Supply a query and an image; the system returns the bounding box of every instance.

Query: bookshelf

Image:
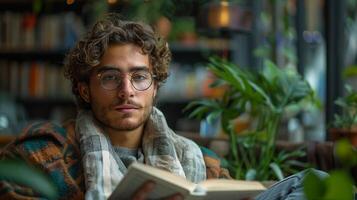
[0,49,66,61]
[0,0,84,14]
[0,0,234,133]
[0,1,83,124]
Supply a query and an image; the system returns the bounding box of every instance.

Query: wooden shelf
[169,41,232,52]
[0,135,15,146]
[16,97,75,106]
[0,0,85,3]
[15,97,77,121]
[169,41,232,63]
[0,49,67,62]
[0,0,84,13]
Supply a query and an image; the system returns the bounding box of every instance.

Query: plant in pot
[329,84,357,146]
[186,57,317,181]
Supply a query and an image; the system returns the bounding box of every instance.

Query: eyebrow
[96,65,149,73]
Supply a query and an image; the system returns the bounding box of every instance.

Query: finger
[165,193,184,200]
[131,181,156,200]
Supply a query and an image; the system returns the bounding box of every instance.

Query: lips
[114,104,140,112]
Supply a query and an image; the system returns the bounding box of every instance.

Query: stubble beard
[93,100,154,133]
[91,89,157,133]
[113,105,153,131]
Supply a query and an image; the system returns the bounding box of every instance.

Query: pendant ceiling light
[197,0,253,33]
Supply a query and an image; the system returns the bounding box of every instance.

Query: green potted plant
[329,84,357,146]
[186,57,317,181]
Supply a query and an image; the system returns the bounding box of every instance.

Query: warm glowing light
[208,1,231,28]
[107,0,117,4]
[66,0,75,5]
[218,2,230,27]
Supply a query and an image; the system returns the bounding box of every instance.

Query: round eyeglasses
[97,69,156,91]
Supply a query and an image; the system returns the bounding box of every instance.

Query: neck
[104,126,144,149]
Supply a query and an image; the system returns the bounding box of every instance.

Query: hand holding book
[109,163,266,200]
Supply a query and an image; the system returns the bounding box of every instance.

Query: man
[0,14,326,200]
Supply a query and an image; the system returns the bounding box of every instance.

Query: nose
[117,75,134,99]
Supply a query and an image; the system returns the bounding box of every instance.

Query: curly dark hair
[64,14,171,110]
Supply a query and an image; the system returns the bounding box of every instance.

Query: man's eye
[102,74,118,81]
[132,74,149,81]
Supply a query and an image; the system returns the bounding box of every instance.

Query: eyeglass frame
[95,67,157,91]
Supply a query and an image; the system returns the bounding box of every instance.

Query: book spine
[3,60,72,100]
[28,62,38,97]
[0,60,8,91]
[20,62,29,98]
[9,61,19,96]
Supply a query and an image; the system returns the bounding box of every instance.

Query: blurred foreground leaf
[335,139,357,167]
[0,159,58,200]
[324,171,354,200]
[304,170,325,200]
[304,169,354,200]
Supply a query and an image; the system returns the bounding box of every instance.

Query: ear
[153,83,158,99]
[78,82,90,103]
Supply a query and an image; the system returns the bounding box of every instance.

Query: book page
[200,179,266,191]
[199,179,266,200]
[109,163,197,200]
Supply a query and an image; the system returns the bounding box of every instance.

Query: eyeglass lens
[99,69,153,91]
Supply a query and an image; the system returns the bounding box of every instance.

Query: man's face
[79,44,157,132]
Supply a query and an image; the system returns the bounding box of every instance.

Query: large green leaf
[304,169,354,200]
[335,139,357,167]
[303,169,326,200]
[269,162,284,180]
[208,58,247,92]
[206,110,222,125]
[324,171,354,200]
[247,80,274,110]
[260,60,314,109]
[0,159,58,200]
[209,57,270,108]
[262,60,281,83]
[275,148,306,163]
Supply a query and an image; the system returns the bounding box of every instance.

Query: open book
[109,163,266,200]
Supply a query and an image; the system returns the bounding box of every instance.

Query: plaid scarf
[76,107,206,200]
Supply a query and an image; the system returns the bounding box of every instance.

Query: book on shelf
[28,62,39,97]
[1,60,72,99]
[0,60,8,91]
[109,163,266,200]
[9,61,19,96]
[19,62,29,97]
[0,12,84,50]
